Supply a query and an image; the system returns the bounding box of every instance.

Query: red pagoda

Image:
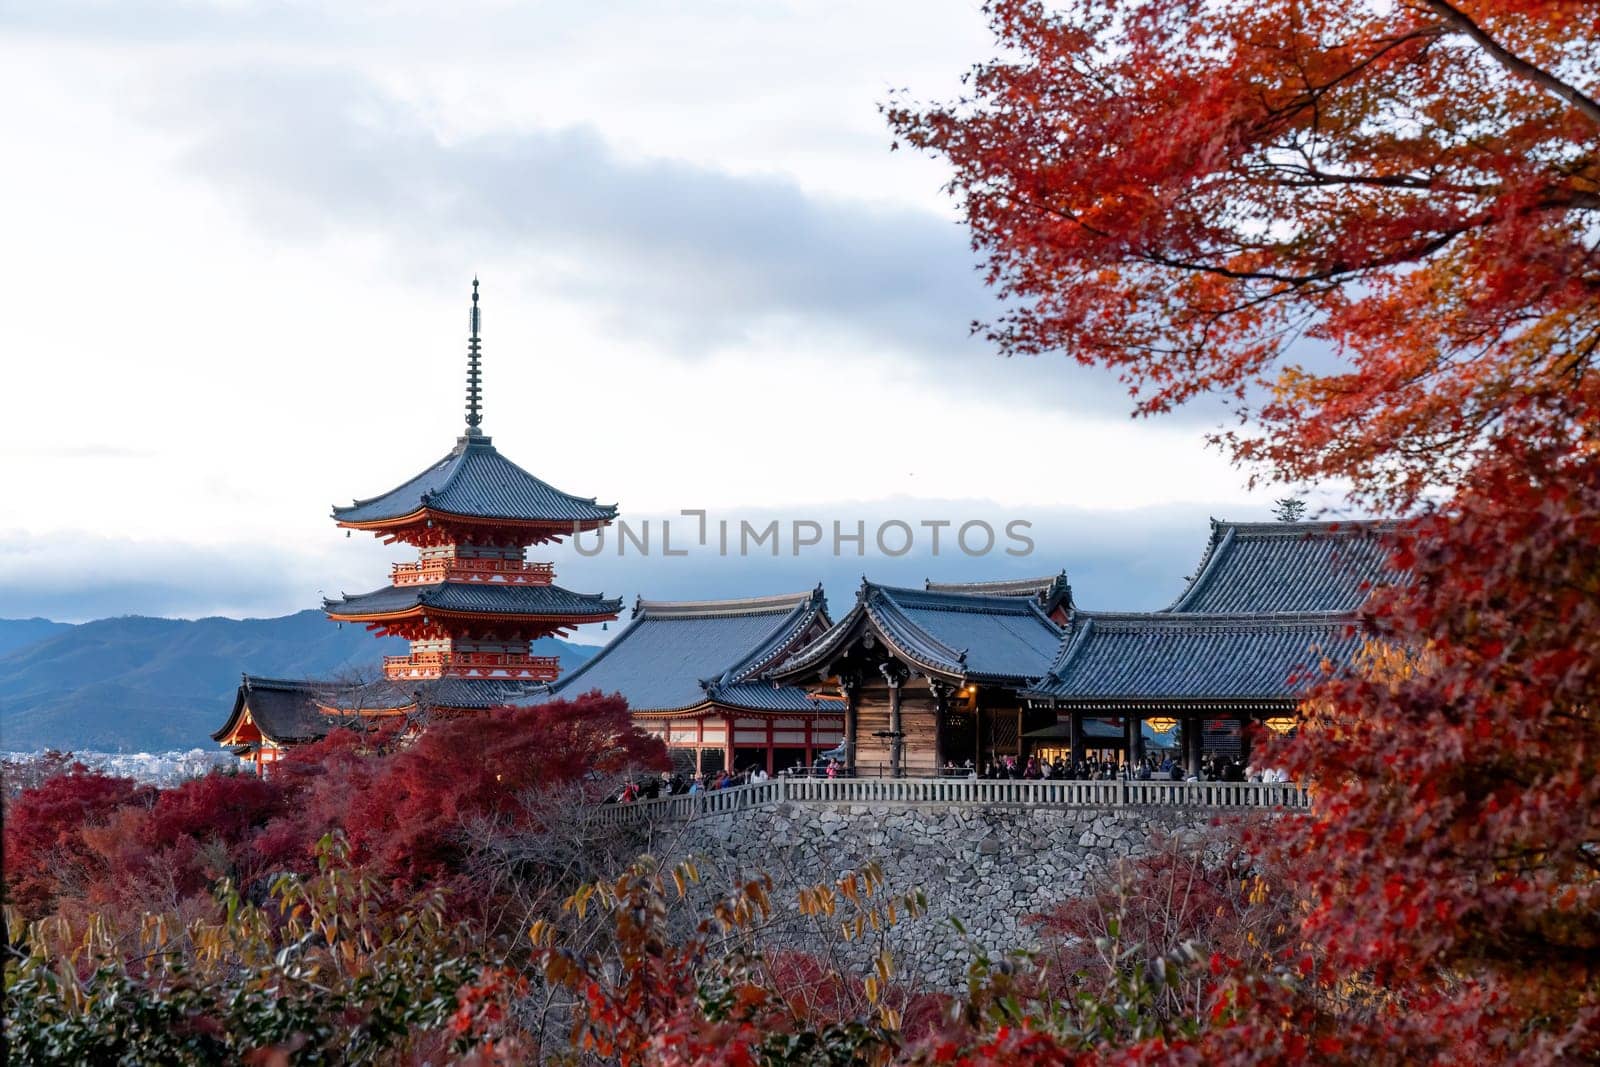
[215,282,619,770]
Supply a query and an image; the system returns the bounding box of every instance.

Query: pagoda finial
[465,277,484,437]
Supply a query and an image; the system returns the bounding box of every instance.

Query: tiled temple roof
[536,588,833,714]
[332,435,617,526]
[421,677,550,710]
[315,676,555,714]
[1023,611,1363,705]
[1165,519,1399,614]
[212,675,343,745]
[324,582,621,619]
[773,582,1063,684]
[217,674,561,748]
[925,571,1073,615]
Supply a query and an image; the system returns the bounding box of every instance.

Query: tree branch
[1421,0,1600,126]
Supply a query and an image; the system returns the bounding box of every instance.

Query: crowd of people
[950,753,1291,783]
[606,764,782,803]
[607,751,1290,802]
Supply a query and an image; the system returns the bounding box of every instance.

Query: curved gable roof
[774,582,1063,684]
[540,588,831,713]
[1165,519,1400,614]
[213,675,337,744]
[332,436,617,526]
[1024,611,1363,703]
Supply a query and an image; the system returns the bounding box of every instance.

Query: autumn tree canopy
[892,0,1598,1060]
[890,0,1598,508]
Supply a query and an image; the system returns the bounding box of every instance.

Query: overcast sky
[0,1,1345,635]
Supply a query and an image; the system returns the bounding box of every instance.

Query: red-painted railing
[391,559,555,586]
[383,652,561,680]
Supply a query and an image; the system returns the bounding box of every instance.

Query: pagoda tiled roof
[1164,518,1400,614]
[332,435,617,526]
[535,588,833,714]
[773,582,1063,684]
[1022,611,1363,705]
[324,581,621,619]
[422,677,551,709]
[299,676,553,715]
[212,675,345,745]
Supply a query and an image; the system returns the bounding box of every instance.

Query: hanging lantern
[1146,716,1178,734]
[1264,716,1298,734]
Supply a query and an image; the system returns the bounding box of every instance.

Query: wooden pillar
[1125,713,1144,766]
[766,717,775,775]
[841,675,860,774]
[1069,710,1084,765]
[930,680,950,770]
[723,711,735,775]
[1185,714,1203,774]
[974,696,983,767]
[1238,711,1254,768]
[881,664,904,778]
[888,683,903,778]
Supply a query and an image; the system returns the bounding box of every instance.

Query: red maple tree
[2,767,152,915]
[3,692,666,927]
[890,0,1598,1059]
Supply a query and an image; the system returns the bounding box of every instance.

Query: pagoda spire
[465,277,484,437]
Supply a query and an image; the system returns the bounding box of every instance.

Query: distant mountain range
[0,611,597,753]
[0,618,74,658]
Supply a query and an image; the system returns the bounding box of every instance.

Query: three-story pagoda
[323,280,621,712]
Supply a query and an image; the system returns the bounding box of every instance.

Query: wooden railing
[391,559,555,586]
[383,652,561,680]
[593,776,1310,826]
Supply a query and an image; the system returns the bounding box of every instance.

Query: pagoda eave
[324,606,618,633]
[335,507,612,546]
[315,700,416,717]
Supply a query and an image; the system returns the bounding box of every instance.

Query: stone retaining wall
[642,800,1233,989]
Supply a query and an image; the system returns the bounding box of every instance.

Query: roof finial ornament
[465,277,484,437]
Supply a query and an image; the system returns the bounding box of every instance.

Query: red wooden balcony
[391,558,555,587]
[383,652,561,681]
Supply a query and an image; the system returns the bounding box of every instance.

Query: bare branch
[1421,0,1600,126]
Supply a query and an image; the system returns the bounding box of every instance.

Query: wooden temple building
[766,581,1066,776]
[1017,518,1393,771]
[214,282,620,772]
[532,589,840,776]
[762,522,1393,776]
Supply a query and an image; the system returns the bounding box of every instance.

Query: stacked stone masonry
[643,800,1235,990]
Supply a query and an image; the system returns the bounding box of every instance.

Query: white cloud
[0,3,1311,625]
